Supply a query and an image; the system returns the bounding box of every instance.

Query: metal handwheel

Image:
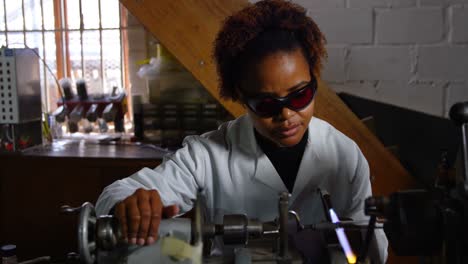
[77,202,97,264]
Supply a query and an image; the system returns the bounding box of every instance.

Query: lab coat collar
[232,115,323,205]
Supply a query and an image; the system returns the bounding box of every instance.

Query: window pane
[68,31,83,79]
[82,30,101,94]
[100,0,120,29]
[43,0,55,30]
[102,29,121,93]
[66,0,80,30]
[0,34,6,47]
[82,0,99,29]
[25,32,47,110]
[24,0,43,30]
[25,32,42,51]
[7,32,24,48]
[0,0,5,31]
[5,0,23,30]
[44,32,58,111]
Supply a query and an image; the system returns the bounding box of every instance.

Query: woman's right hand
[115,188,179,245]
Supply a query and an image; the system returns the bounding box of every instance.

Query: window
[0,0,130,112]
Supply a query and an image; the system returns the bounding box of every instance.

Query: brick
[407,82,445,116]
[349,0,416,8]
[375,81,411,107]
[418,47,468,80]
[451,7,468,43]
[250,0,346,6]
[329,81,379,99]
[446,82,468,116]
[308,9,373,44]
[334,81,444,116]
[375,81,444,116]
[419,0,468,6]
[322,46,346,82]
[292,0,346,8]
[347,47,412,80]
[376,8,444,44]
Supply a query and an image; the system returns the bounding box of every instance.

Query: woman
[96,0,388,262]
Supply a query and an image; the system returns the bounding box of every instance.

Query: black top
[254,129,309,193]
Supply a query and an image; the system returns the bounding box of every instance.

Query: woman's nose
[275,107,295,121]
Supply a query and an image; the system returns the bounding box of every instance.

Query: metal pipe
[39,0,48,111]
[461,123,468,194]
[278,192,289,260]
[3,0,9,45]
[21,0,26,43]
[79,0,84,78]
[118,4,124,89]
[98,0,104,92]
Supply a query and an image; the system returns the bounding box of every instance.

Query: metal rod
[40,0,48,111]
[21,0,26,43]
[79,0,84,78]
[119,4,124,89]
[357,215,376,262]
[59,0,68,79]
[98,0,104,92]
[318,188,332,222]
[278,192,289,260]
[3,0,9,45]
[461,123,468,193]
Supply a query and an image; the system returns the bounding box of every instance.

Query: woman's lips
[277,124,300,137]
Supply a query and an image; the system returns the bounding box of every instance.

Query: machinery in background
[54,78,128,135]
[364,102,468,263]
[134,101,231,149]
[0,47,42,152]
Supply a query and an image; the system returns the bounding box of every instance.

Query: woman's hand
[115,188,179,245]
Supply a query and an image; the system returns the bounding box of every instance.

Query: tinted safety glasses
[245,78,318,117]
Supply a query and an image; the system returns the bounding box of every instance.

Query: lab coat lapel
[236,115,288,193]
[253,151,288,193]
[290,119,323,208]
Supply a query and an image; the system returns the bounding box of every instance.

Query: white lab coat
[96,115,388,263]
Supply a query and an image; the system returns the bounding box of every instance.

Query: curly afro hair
[213,0,327,102]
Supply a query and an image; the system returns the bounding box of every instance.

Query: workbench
[0,139,168,261]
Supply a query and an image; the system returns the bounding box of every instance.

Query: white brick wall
[308,9,373,44]
[347,47,412,80]
[249,0,468,117]
[451,7,468,43]
[419,0,468,6]
[418,46,468,80]
[293,0,345,8]
[322,46,346,82]
[350,0,416,8]
[446,82,468,115]
[376,8,444,44]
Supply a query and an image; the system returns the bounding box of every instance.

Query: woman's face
[239,48,315,147]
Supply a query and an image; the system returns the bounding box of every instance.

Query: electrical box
[0,47,42,152]
[0,47,41,124]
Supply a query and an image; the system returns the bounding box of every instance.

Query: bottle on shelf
[1,244,18,264]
